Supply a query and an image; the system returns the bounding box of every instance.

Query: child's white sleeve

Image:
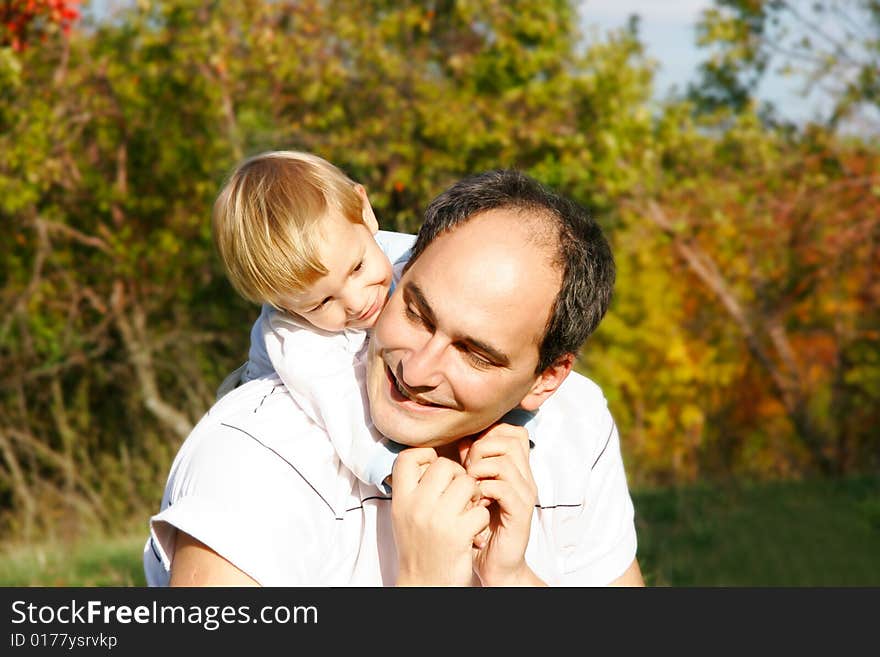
[261,308,398,492]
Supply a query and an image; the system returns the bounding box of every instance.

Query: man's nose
[400,333,446,389]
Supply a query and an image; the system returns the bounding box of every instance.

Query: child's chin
[356,317,380,330]
[341,317,368,331]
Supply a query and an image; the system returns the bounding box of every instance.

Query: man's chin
[372,419,431,448]
[371,412,459,449]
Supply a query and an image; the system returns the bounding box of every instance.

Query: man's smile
[385,362,449,410]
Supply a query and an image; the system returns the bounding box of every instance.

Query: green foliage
[588,106,880,482]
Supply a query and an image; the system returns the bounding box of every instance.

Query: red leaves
[1,0,80,52]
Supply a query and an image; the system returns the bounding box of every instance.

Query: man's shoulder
[165,376,348,512]
[188,377,331,467]
[206,375,297,425]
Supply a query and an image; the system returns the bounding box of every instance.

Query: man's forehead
[412,212,557,283]
[404,215,560,350]
[420,207,555,253]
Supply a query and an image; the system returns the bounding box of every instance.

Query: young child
[211,150,415,493]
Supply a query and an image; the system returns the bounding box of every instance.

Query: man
[144,169,644,586]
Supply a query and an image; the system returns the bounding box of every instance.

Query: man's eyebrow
[459,335,511,367]
[405,282,511,367]
[404,282,437,326]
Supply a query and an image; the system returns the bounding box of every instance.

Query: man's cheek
[372,308,397,348]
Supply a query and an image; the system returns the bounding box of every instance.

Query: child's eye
[309,297,331,312]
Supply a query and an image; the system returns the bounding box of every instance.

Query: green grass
[633,474,880,586]
[0,534,147,587]
[0,475,877,586]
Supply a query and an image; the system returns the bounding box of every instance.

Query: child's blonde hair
[212,150,365,308]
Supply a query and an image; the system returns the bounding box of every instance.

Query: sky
[579,0,824,123]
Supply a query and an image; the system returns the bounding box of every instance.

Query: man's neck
[435,441,462,464]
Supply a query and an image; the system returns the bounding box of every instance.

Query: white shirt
[144,369,637,586]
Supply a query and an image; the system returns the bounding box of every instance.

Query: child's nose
[343,288,368,315]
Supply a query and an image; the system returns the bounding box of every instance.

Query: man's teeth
[395,377,415,401]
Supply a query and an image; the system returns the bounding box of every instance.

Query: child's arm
[261,308,398,492]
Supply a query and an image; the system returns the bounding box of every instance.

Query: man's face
[365,209,562,447]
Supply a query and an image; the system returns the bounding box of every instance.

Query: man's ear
[518,352,575,412]
[354,183,379,234]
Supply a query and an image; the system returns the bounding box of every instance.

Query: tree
[608,107,880,480]
[688,0,880,130]
[0,0,80,51]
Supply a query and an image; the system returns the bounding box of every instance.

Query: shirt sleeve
[558,410,638,586]
[148,424,328,586]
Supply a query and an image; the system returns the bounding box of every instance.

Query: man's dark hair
[407,169,615,373]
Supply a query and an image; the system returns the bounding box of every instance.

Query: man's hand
[461,423,544,586]
[391,448,490,586]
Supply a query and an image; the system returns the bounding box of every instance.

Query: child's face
[278,210,393,332]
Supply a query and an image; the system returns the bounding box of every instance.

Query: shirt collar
[499,407,540,449]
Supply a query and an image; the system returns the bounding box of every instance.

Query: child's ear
[354,184,379,234]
